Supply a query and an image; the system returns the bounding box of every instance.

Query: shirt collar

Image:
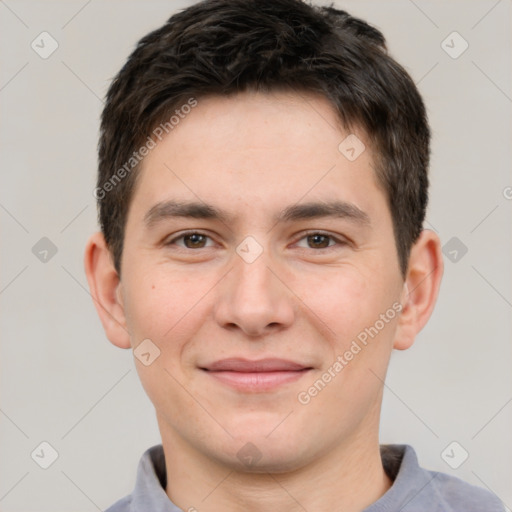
[130,444,181,512]
[126,443,437,511]
[364,444,445,512]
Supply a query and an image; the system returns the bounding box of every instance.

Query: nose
[213,247,295,338]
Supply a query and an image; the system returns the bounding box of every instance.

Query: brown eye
[295,232,347,251]
[183,233,207,248]
[307,234,331,249]
[166,232,214,249]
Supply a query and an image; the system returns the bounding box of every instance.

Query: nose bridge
[234,246,274,298]
[232,233,276,294]
[213,240,294,336]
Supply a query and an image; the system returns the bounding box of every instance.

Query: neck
[159,421,392,512]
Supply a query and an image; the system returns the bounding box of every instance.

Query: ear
[84,232,131,349]
[393,229,444,350]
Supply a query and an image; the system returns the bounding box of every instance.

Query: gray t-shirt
[106,444,504,511]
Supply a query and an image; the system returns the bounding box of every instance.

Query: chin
[227,446,310,475]
[215,430,313,474]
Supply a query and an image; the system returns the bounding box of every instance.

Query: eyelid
[164,229,349,250]
[164,230,217,248]
[293,230,349,249]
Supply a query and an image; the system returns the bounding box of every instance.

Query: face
[117,91,406,472]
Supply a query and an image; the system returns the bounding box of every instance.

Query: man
[84,0,504,510]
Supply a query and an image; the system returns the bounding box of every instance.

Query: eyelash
[164,230,348,252]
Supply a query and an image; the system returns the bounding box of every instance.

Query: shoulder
[104,495,132,512]
[428,469,505,512]
[378,444,504,512]
[103,445,170,512]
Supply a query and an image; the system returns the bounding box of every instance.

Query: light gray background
[1,0,511,510]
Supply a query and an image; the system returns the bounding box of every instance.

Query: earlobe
[393,229,444,351]
[84,232,132,349]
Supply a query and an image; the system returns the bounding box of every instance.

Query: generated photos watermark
[297,301,403,405]
[93,97,198,200]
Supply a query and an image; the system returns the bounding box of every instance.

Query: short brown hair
[97,0,430,277]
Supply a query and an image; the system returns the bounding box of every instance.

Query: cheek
[122,267,223,392]
[293,266,373,336]
[296,264,399,360]
[123,268,207,340]
[122,273,211,419]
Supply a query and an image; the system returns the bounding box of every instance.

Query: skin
[85,90,443,512]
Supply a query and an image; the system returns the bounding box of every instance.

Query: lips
[200,358,312,392]
[202,358,310,372]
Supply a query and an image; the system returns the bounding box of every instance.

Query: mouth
[200,358,313,392]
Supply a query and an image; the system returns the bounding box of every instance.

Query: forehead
[129,90,386,226]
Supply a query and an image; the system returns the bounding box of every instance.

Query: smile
[200,358,313,392]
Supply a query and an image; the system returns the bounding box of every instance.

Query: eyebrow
[143,199,371,228]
